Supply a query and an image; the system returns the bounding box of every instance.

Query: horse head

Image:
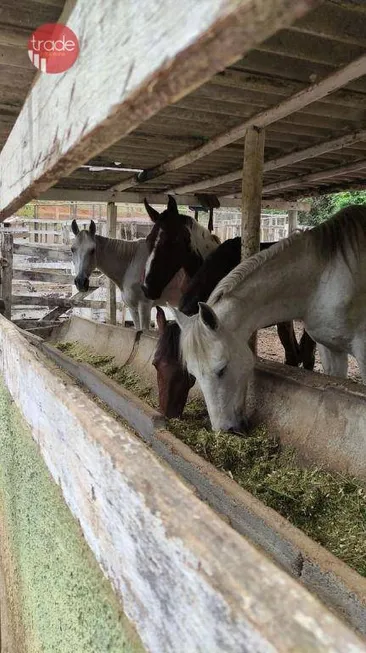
[153,307,195,418]
[71,220,97,291]
[142,195,198,301]
[173,302,253,433]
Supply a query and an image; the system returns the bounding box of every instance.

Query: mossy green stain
[0,376,145,653]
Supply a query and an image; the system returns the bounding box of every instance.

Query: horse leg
[299,330,316,371]
[138,301,152,331]
[317,344,348,378]
[129,306,141,330]
[276,322,300,366]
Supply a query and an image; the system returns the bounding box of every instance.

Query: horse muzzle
[74,275,90,292]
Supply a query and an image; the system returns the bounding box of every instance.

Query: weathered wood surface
[12,269,102,286]
[113,53,366,193]
[172,127,366,195]
[13,243,71,262]
[0,0,319,218]
[106,202,117,325]
[12,295,107,309]
[0,233,13,320]
[263,158,366,195]
[0,317,365,652]
[288,210,298,234]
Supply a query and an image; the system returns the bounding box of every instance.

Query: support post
[106,201,117,325]
[0,232,13,319]
[288,209,298,235]
[241,126,265,352]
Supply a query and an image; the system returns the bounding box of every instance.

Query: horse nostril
[141,284,148,297]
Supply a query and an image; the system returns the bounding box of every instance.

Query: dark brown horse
[152,236,316,417]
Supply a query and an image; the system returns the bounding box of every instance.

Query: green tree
[299,190,366,226]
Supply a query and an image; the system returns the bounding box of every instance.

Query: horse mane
[96,234,144,262]
[209,204,366,305]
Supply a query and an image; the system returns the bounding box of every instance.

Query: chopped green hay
[56,341,155,405]
[57,340,366,577]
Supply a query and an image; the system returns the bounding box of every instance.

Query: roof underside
[2,0,366,204]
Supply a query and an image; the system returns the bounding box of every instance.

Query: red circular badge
[28,23,79,74]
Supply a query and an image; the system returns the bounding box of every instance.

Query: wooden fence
[2,217,151,245]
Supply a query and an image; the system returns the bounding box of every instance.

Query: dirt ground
[257,322,362,383]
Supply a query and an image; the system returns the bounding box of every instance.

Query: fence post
[106,201,117,325]
[1,232,13,319]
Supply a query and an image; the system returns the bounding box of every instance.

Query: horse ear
[71,220,79,236]
[156,306,167,334]
[171,307,192,331]
[89,220,96,237]
[144,199,160,222]
[167,195,178,215]
[198,302,219,331]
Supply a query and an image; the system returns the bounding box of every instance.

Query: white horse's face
[71,220,97,291]
[174,303,254,432]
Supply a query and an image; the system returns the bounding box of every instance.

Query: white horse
[173,205,366,432]
[71,220,186,330]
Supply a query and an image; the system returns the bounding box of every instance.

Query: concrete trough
[18,315,366,637]
[1,315,365,651]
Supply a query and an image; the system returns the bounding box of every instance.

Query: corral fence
[0,212,304,327]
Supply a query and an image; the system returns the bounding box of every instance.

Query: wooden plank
[262,158,366,195]
[39,188,311,212]
[106,202,117,325]
[0,317,365,653]
[13,242,71,262]
[112,53,366,193]
[241,127,265,353]
[0,233,13,320]
[0,0,320,219]
[12,269,102,286]
[172,127,366,194]
[11,295,106,308]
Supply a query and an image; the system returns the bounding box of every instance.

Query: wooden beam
[13,242,71,262]
[262,158,366,195]
[112,53,366,193]
[241,127,265,354]
[0,0,319,220]
[106,201,117,325]
[288,210,298,234]
[0,233,13,320]
[172,128,366,195]
[39,188,311,211]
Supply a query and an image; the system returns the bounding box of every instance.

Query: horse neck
[215,234,319,337]
[187,219,219,269]
[95,236,141,286]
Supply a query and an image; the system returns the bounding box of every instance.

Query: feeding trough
[17,315,366,639]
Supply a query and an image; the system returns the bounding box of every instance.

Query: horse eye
[71,246,75,253]
[216,365,227,379]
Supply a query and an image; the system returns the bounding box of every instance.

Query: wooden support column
[0,232,13,319]
[288,209,298,235]
[241,126,265,352]
[106,201,117,325]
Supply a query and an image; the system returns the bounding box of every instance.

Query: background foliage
[299,190,366,226]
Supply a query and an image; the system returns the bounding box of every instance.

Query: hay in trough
[56,341,366,577]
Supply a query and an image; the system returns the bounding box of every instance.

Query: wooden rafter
[171,128,366,195]
[111,53,366,193]
[39,188,311,212]
[0,0,319,220]
[262,158,366,195]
